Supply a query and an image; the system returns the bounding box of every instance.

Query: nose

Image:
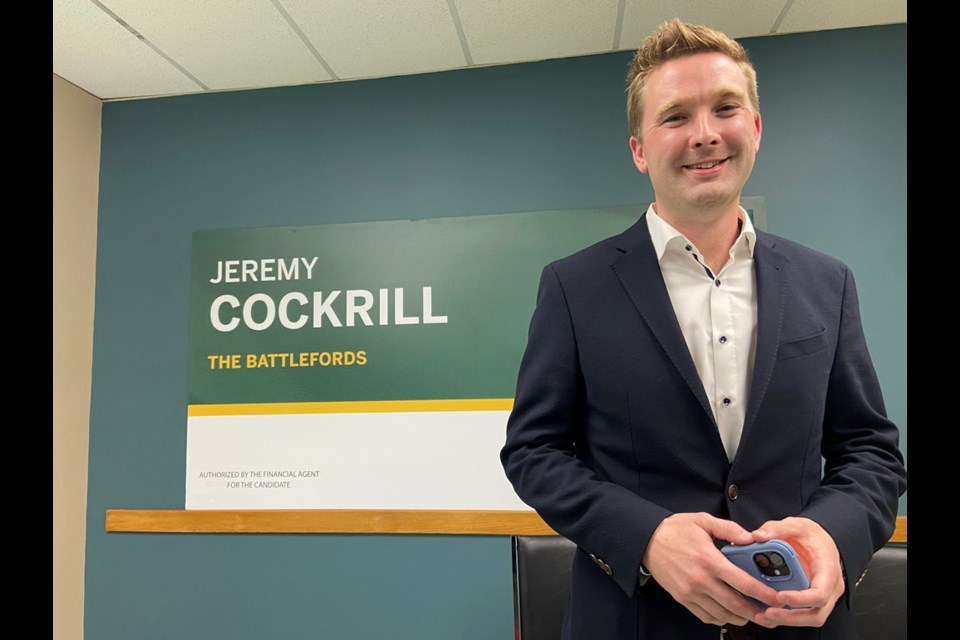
[690,113,719,148]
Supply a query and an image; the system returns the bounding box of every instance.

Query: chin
[687,192,740,210]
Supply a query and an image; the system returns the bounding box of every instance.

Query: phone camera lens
[752,552,791,577]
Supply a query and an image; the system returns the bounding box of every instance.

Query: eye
[662,113,685,124]
[717,104,741,115]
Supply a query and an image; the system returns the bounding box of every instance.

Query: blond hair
[626,19,759,139]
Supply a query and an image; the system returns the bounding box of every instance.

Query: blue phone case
[721,539,811,610]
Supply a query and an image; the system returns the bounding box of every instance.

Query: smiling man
[501,19,905,640]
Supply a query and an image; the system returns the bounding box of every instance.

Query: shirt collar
[645,204,757,263]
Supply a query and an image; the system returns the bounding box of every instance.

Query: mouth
[684,158,728,171]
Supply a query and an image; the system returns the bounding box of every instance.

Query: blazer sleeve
[501,264,672,596]
[798,266,907,602]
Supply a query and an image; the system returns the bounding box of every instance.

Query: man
[500,19,906,640]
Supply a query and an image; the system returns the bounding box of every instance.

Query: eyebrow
[652,87,749,123]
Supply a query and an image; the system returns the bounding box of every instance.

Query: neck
[654,203,743,274]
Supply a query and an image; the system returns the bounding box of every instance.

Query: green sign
[189,207,642,406]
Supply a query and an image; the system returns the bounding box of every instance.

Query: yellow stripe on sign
[187,398,515,417]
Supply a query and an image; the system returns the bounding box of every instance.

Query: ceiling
[53,0,906,102]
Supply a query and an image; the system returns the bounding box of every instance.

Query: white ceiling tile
[778,0,906,34]
[53,0,201,100]
[53,0,908,102]
[620,0,788,50]
[102,0,333,92]
[456,0,620,66]
[281,0,466,80]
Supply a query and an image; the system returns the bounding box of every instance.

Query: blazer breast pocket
[776,328,828,361]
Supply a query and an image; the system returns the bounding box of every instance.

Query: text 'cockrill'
[209,286,449,332]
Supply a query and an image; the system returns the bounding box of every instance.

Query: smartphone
[721,539,811,610]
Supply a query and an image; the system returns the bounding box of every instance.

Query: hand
[643,513,780,627]
[751,517,845,628]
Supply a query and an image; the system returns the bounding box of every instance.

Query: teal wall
[87,24,906,639]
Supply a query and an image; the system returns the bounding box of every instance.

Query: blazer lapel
[610,216,716,426]
[741,233,790,444]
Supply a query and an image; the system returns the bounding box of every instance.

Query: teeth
[689,160,722,169]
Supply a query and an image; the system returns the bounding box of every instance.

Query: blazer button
[727,484,739,501]
[602,562,613,576]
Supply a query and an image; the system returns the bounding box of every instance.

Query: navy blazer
[501,214,906,639]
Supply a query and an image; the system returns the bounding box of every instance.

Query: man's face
[629,52,762,222]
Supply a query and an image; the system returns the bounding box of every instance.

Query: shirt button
[722,397,732,406]
[715,278,721,287]
[719,336,727,344]
[727,484,739,500]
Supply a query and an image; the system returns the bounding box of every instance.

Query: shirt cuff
[638,562,653,587]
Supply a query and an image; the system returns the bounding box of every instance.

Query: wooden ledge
[106,510,907,542]
[890,515,907,543]
[105,509,557,535]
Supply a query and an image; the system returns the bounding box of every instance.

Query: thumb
[696,513,753,545]
[751,520,780,542]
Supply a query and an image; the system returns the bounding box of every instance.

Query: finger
[696,513,753,545]
[687,602,726,626]
[774,587,829,609]
[775,568,838,607]
[751,519,824,585]
[714,560,780,608]
[751,521,776,541]
[788,557,840,603]
[751,519,790,541]
[700,555,771,620]
[691,589,753,628]
[775,572,843,609]
[751,611,779,629]
[711,585,766,622]
[668,551,758,625]
[756,604,831,628]
[757,573,843,628]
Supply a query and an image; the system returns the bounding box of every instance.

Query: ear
[753,112,762,152]
[629,136,649,174]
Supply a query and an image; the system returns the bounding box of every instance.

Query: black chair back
[511,535,906,640]
[512,535,576,640]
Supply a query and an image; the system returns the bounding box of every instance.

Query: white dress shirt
[645,205,758,461]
